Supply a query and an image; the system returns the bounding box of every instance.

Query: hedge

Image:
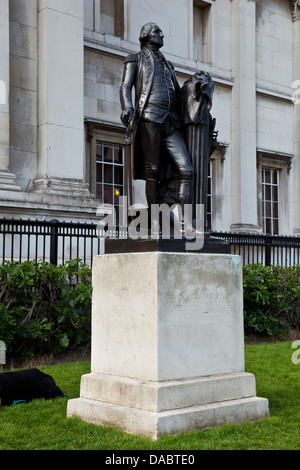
[0,260,299,360]
[0,259,92,360]
[243,264,300,337]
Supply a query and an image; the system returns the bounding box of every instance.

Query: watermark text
[96,197,204,251]
[292,80,300,105]
[0,340,6,365]
[0,80,6,105]
[291,340,300,365]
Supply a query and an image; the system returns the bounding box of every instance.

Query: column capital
[291,0,300,21]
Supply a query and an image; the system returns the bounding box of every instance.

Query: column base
[32,177,93,198]
[67,372,269,440]
[230,224,262,234]
[0,170,21,191]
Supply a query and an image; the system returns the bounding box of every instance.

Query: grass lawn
[0,341,300,450]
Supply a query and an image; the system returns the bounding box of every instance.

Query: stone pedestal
[67,252,269,439]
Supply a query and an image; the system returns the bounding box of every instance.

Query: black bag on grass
[0,368,63,406]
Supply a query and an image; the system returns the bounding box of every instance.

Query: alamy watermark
[96,196,205,251]
[0,340,6,365]
[292,80,300,105]
[291,340,300,365]
[0,80,6,105]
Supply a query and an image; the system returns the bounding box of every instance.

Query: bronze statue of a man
[120,22,194,235]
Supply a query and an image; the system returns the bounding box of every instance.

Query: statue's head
[139,23,164,49]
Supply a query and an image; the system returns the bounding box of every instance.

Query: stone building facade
[0,0,299,235]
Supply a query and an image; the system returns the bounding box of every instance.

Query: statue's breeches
[140,118,193,182]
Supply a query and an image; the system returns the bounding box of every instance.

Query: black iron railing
[211,231,300,267]
[0,218,299,267]
[0,218,102,266]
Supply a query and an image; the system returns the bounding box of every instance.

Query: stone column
[292,1,300,235]
[34,0,91,197]
[0,0,20,191]
[230,0,259,233]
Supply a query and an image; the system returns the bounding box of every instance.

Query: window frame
[206,158,212,230]
[261,167,280,235]
[91,0,124,38]
[257,150,293,235]
[192,0,214,64]
[95,141,125,207]
[85,120,127,202]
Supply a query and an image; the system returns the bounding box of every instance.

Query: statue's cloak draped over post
[180,71,218,228]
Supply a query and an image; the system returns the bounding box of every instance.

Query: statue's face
[147,24,164,48]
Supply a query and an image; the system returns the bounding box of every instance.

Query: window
[206,159,212,230]
[193,0,212,63]
[100,0,124,38]
[261,168,279,235]
[257,150,293,236]
[85,0,124,38]
[85,121,127,206]
[96,142,124,210]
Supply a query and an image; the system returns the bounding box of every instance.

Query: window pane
[103,145,113,162]
[206,160,212,230]
[273,202,278,219]
[114,165,123,185]
[272,185,278,202]
[265,185,271,202]
[272,170,278,185]
[207,195,211,213]
[265,218,272,234]
[264,169,271,184]
[104,185,113,204]
[96,183,103,200]
[114,146,123,164]
[104,164,113,184]
[96,162,102,183]
[207,178,211,195]
[265,201,271,218]
[114,187,123,205]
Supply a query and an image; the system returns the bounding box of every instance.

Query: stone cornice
[291,0,300,21]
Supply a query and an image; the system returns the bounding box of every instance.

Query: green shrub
[243,264,300,337]
[0,259,92,359]
[2,260,300,359]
